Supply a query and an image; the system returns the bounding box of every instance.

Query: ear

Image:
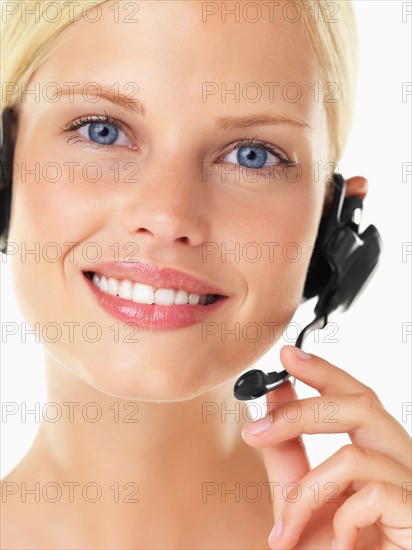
[322,175,368,216]
[344,175,368,200]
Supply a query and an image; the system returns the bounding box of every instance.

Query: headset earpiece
[0,106,17,253]
[302,173,382,318]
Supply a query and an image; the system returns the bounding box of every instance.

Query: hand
[241,345,412,549]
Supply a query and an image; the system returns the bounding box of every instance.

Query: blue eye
[221,138,295,174]
[88,121,119,145]
[62,115,134,149]
[234,144,270,169]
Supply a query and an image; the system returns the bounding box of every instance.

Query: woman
[1,1,411,548]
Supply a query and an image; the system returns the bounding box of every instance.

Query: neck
[39,351,253,479]
[19,351,266,547]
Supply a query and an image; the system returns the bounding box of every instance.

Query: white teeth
[118,279,133,300]
[108,277,120,296]
[154,288,176,306]
[174,289,189,305]
[132,282,154,304]
[90,272,213,305]
[188,293,200,305]
[92,273,101,288]
[100,275,109,293]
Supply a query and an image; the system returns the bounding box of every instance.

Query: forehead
[25,0,322,126]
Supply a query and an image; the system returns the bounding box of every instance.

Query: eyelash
[218,137,297,178]
[62,114,128,150]
[61,115,298,176]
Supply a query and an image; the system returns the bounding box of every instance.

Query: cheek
[228,183,321,311]
[10,169,101,245]
[8,127,122,252]
[7,146,117,319]
[6,144,102,344]
[220,180,323,352]
[194,179,323,375]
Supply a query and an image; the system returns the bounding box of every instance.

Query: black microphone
[233,315,327,400]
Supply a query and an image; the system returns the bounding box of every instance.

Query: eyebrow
[55,84,146,115]
[54,85,310,129]
[215,113,311,130]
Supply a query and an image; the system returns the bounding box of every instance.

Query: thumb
[263,381,311,520]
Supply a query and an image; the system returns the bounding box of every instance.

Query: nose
[119,151,209,249]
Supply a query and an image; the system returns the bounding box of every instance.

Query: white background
[1,0,411,476]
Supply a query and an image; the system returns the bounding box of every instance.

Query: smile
[87,271,221,306]
[82,271,228,330]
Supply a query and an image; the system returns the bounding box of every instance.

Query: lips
[81,260,230,329]
[81,260,228,296]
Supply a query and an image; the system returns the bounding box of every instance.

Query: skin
[1,1,410,549]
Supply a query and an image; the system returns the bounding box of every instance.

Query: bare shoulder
[0,473,67,550]
[0,446,275,550]
[0,488,274,550]
[0,483,28,549]
[0,496,80,550]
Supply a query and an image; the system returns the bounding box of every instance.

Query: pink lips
[82,261,229,330]
[84,260,227,295]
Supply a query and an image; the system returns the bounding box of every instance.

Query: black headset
[0,107,16,251]
[233,168,383,400]
[0,106,383,400]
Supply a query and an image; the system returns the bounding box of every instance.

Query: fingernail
[290,346,311,360]
[331,537,336,549]
[268,515,283,541]
[242,413,273,435]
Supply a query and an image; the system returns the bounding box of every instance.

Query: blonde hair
[1,0,358,164]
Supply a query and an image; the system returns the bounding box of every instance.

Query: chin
[43,310,288,402]
[65,347,231,403]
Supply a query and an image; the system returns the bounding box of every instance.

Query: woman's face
[9,0,329,401]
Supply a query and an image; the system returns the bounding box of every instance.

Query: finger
[279,345,381,396]
[266,443,411,549]
[278,345,411,468]
[333,481,412,550]
[241,392,411,468]
[241,380,311,522]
